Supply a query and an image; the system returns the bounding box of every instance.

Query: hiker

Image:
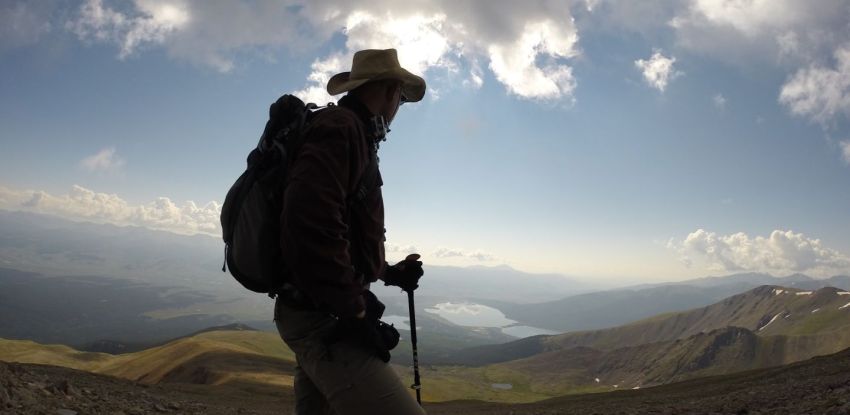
[273,49,427,415]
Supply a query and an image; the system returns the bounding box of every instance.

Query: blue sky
[1,0,849,282]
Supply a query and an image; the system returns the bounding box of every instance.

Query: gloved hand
[383,254,424,292]
[329,291,398,362]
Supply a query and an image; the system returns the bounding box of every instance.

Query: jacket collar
[338,94,386,145]
[338,95,374,125]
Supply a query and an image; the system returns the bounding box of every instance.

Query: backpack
[220,94,378,296]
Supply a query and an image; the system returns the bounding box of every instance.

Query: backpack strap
[348,140,379,205]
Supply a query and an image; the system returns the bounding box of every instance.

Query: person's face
[386,83,404,125]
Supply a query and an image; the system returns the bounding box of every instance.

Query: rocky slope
[0,360,289,415]
[427,346,850,415]
[4,347,850,415]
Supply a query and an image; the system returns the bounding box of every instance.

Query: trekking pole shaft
[407,290,422,405]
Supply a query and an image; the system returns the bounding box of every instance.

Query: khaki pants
[274,298,426,415]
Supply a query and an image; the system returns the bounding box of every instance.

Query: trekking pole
[406,288,422,405]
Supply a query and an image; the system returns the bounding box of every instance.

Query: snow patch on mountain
[758,313,782,331]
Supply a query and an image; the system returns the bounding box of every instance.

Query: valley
[4,283,850,407]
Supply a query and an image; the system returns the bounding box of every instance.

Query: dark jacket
[279,95,386,318]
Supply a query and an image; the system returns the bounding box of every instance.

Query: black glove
[327,291,399,363]
[383,254,424,292]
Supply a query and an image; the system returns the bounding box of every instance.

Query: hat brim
[327,68,426,102]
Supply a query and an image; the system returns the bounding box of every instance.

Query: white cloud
[668,0,849,63]
[635,50,680,92]
[712,93,726,109]
[433,247,498,262]
[779,45,850,125]
[79,147,125,172]
[840,140,850,165]
[64,1,581,102]
[295,7,579,103]
[487,20,578,101]
[294,12,459,104]
[386,243,418,255]
[0,184,220,236]
[669,228,850,276]
[67,0,190,60]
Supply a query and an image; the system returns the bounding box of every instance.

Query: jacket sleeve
[280,116,365,318]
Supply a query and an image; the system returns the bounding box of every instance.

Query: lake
[423,302,559,338]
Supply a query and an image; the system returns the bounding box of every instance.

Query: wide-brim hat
[327,49,426,102]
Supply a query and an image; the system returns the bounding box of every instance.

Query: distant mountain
[427,285,850,395]
[484,284,752,332]
[449,285,850,366]
[374,264,596,303]
[488,273,850,332]
[0,209,594,306]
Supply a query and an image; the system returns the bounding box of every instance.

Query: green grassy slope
[1,330,298,389]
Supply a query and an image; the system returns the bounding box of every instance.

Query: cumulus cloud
[577,0,847,129]
[779,45,850,125]
[669,228,850,276]
[293,12,459,104]
[62,1,581,102]
[294,3,580,103]
[656,0,850,126]
[0,184,220,236]
[67,0,190,60]
[433,247,498,262]
[841,141,850,165]
[487,20,578,101]
[79,147,125,172]
[386,243,419,255]
[635,50,680,92]
[669,0,849,63]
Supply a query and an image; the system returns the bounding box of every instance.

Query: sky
[1,0,850,283]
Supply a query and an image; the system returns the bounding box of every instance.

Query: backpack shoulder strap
[348,140,379,205]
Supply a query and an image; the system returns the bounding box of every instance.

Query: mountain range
[440,284,850,394]
[5,283,850,404]
[483,273,850,333]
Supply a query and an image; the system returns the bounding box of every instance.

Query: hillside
[4,346,850,414]
[425,346,850,415]
[0,330,298,390]
[451,285,850,365]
